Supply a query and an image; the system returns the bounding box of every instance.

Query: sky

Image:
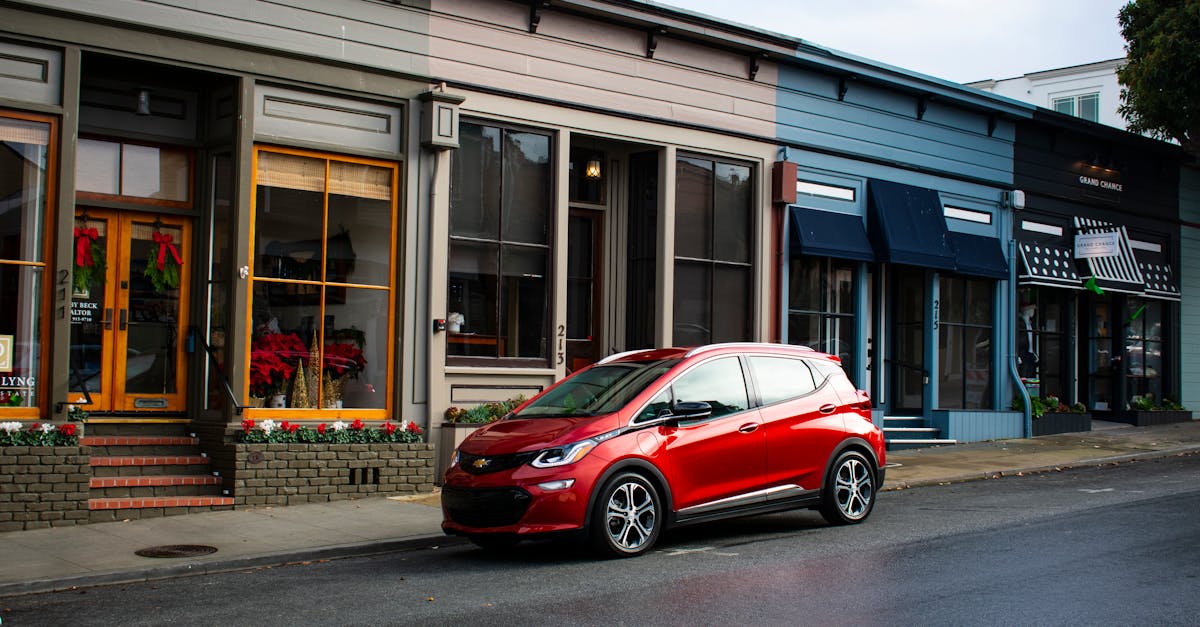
[657,0,1129,84]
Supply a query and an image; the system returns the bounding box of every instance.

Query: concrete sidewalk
[2,419,1198,597]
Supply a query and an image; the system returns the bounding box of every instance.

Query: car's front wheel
[819,450,876,525]
[590,472,662,557]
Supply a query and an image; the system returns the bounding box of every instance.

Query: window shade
[328,161,391,201]
[0,118,50,145]
[256,151,325,192]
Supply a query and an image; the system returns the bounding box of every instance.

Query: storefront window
[248,148,396,413]
[0,113,53,417]
[788,257,856,382]
[938,276,994,409]
[673,155,753,345]
[1016,286,1069,401]
[76,138,190,204]
[447,121,551,362]
[1124,298,1164,406]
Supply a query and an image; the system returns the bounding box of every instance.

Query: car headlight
[450,449,460,467]
[530,430,618,469]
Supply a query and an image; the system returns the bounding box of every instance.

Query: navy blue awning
[949,231,1009,279]
[867,179,956,270]
[789,207,875,262]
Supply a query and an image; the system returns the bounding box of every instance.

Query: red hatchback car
[441,343,885,557]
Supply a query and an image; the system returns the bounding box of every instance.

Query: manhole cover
[135,544,219,558]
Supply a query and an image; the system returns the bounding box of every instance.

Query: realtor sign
[1075,231,1120,259]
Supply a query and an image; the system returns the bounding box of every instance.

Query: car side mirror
[670,401,712,421]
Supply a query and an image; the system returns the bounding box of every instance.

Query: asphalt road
[5,453,1199,626]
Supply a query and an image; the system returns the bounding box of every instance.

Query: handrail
[883,358,929,379]
[192,325,245,415]
[56,365,97,414]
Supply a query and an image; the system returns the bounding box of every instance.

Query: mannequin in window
[1017,303,1038,380]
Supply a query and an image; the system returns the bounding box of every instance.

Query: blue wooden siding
[932,410,1024,442]
[776,65,1016,186]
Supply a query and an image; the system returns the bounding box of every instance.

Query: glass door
[69,209,190,412]
[889,267,926,414]
[566,210,603,372]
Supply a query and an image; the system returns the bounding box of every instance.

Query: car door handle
[819,404,837,415]
[738,423,759,433]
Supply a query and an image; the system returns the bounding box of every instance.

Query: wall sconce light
[135,89,151,116]
[585,157,602,179]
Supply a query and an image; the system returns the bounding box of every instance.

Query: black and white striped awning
[1017,242,1080,289]
[1073,217,1145,295]
[1133,250,1182,301]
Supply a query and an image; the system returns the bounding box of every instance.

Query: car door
[749,355,849,493]
[657,356,766,511]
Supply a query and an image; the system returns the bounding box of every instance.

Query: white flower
[331,421,347,432]
[260,419,278,434]
[39,423,55,434]
[0,422,22,434]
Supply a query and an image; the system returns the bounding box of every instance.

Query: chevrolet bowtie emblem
[472,458,491,469]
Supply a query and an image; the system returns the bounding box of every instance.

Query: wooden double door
[69,209,191,412]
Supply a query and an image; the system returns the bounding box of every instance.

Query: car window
[636,389,673,423]
[806,358,858,400]
[747,356,817,405]
[516,360,677,418]
[670,357,749,420]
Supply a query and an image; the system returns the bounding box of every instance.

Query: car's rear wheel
[819,450,876,525]
[590,472,661,557]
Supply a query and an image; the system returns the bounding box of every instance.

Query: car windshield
[514,360,678,418]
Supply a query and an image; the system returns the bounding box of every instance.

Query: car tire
[468,534,520,552]
[590,472,662,557]
[819,450,876,525]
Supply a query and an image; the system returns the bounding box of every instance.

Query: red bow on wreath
[73,227,99,268]
[152,231,182,271]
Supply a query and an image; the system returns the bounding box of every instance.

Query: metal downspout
[1008,239,1032,436]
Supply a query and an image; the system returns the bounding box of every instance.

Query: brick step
[85,445,205,457]
[82,436,200,447]
[88,496,235,510]
[83,422,192,437]
[90,475,222,488]
[90,455,209,467]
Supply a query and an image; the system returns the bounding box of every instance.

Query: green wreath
[73,226,106,293]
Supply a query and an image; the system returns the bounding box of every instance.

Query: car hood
[461,416,616,455]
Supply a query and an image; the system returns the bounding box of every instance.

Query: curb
[882,444,1200,491]
[0,533,463,598]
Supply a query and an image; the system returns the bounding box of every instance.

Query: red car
[441,343,885,557]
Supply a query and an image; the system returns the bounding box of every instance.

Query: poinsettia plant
[324,342,367,379]
[0,421,80,446]
[249,332,308,397]
[236,418,423,444]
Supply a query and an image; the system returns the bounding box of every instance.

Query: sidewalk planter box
[1033,412,1093,436]
[931,410,1024,442]
[0,446,91,533]
[1107,410,1194,427]
[232,442,435,507]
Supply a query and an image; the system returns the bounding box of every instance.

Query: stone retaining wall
[0,446,91,532]
[232,442,436,506]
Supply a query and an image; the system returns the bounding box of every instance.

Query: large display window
[247,147,397,415]
[0,112,55,418]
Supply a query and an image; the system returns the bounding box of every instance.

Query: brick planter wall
[0,446,91,532]
[232,443,435,507]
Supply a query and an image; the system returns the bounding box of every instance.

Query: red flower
[288,422,300,433]
[242,418,255,433]
[317,423,327,434]
[30,423,40,431]
[249,332,309,397]
[350,419,365,431]
[383,422,397,435]
[406,421,423,435]
[323,342,367,379]
[58,423,77,437]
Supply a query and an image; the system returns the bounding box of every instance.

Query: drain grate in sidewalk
[135,545,218,558]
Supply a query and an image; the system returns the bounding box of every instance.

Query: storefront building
[1012,111,1188,420]
[0,0,1189,527]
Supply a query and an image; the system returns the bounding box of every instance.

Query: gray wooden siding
[427,0,777,137]
[931,410,1024,442]
[1180,166,1200,411]
[12,0,430,78]
[777,65,1015,185]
